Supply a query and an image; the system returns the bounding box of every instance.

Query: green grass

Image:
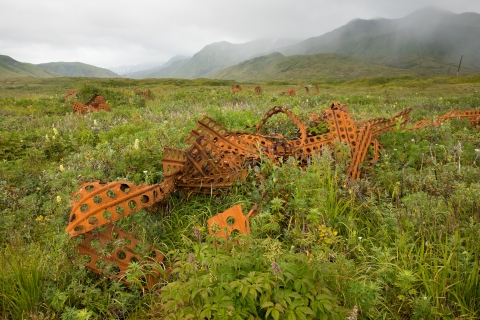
[0,75,479,319]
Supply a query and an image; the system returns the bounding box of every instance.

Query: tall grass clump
[0,242,46,318]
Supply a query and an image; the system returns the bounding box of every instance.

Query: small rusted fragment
[63,90,78,102]
[253,86,262,95]
[207,204,257,240]
[232,85,242,94]
[134,88,153,99]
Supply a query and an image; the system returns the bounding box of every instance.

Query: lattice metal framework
[67,103,480,286]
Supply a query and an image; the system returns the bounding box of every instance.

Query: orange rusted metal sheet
[207,204,258,240]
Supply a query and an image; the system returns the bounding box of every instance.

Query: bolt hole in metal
[120,184,130,193]
[103,211,112,220]
[226,216,235,226]
[116,206,124,215]
[117,251,127,260]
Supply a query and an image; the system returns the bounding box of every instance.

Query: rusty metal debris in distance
[72,93,110,115]
[253,86,262,95]
[134,88,153,99]
[63,90,78,102]
[232,85,242,94]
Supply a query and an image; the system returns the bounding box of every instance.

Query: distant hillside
[36,62,119,78]
[0,55,58,78]
[278,7,480,75]
[126,55,190,79]
[127,39,299,79]
[108,62,166,76]
[214,52,414,81]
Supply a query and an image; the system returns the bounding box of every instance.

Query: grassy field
[1,75,479,319]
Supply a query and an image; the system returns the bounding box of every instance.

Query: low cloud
[1,0,479,68]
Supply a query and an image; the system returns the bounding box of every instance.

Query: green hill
[0,55,58,78]
[36,62,119,78]
[126,55,190,79]
[126,39,299,79]
[278,7,480,76]
[214,52,414,81]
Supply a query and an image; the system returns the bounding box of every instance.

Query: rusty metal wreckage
[65,102,480,286]
[72,93,110,115]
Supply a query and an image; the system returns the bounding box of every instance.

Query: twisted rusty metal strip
[256,106,307,147]
[67,181,171,238]
[325,103,358,148]
[413,109,480,129]
[348,124,374,180]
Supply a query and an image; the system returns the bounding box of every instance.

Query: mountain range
[0,57,119,78]
[0,55,58,78]
[275,7,480,75]
[36,62,118,78]
[1,7,479,81]
[132,7,480,80]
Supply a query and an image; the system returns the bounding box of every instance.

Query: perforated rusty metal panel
[67,181,167,238]
[348,124,373,180]
[77,225,168,287]
[325,103,358,150]
[163,148,186,179]
[368,108,412,136]
[413,109,480,129]
[72,101,88,114]
[72,94,110,114]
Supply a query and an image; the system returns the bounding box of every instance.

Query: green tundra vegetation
[1,75,479,319]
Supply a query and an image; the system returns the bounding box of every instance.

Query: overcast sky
[1,0,479,69]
